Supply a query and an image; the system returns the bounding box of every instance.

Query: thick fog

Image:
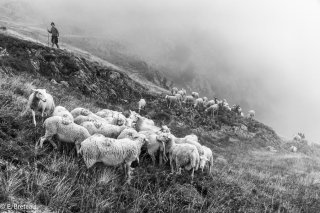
[7,0,320,142]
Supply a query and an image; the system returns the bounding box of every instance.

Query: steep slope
[0,31,167,103]
[1,30,320,213]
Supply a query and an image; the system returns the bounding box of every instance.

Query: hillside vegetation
[1,32,320,212]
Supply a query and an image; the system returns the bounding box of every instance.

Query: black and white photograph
[0,0,320,212]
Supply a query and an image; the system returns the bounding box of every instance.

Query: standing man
[47,22,59,48]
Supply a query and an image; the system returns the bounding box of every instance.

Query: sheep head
[128,110,139,121]
[81,109,91,116]
[116,117,126,126]
[93,121,102,129]
[160,125,170,133]
[133,133,148,146]
[32,89,47,102]
[61,116,72,125]
[199,155,208,170]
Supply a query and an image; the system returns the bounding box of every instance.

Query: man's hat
[51,22,55,26]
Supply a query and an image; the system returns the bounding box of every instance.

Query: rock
[0,48,9,57]
[30,59,40,71]
[50,79,58,84]
[60,81,69,87]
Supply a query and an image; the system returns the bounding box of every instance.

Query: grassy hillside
[1,33,320,212]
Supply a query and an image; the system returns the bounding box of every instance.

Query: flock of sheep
[165,87,256,120]
[24,88,215,183]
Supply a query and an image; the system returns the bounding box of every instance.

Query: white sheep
[205,104,219,117]
[199,146,213,173]
[175,93,183,102]
[79,133,148,183]
[205,100,215,108]
[157,133,200,181]
[231,105,242,116]
[96,109,126,123]
[191,92,199,99]
[247,110,255,119]
[70,107,92,119]
[290,146,297,153]
[177,89,186,97]
[138,99,146,113]
[117,128,138,139]
[98,112,127,126]
[139,126,171,166]
[25,89,55,126]
[52,106,74,122]
[74,115,96,125]
[293,135,302,142]
[171,134,204,156]
[135,116,170,133]
[194,98,204,110]
[96,109,114,117]
[37,116,90,155]
[184,95,195,106]
[221,99,231,111]
[81,121,127,138]
[73,108,125,126]
[171,87,178,95]
[202,97,208,103]
[165,95,181,108]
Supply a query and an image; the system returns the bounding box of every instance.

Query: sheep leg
[38,128,56,149]
[35,137,41,149]
[41,107,47,123]
[75,141,81,156]
[169,155,174,174]
[150,154,156,166]
[159,153,162,166]
[48,138,58,150]
[125,162,132,184]
[191,168,195,181]
[159,142,168,165]
[32,110,37,126]
[39,135,57,149]
[37,136,46,149]
[123,163,127,178]
[176,158,181,174]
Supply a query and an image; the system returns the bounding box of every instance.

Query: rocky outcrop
[0,33,157,103]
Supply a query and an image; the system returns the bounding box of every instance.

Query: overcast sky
[19,0,320,141]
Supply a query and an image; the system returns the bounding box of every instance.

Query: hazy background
[1,0,320,142]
